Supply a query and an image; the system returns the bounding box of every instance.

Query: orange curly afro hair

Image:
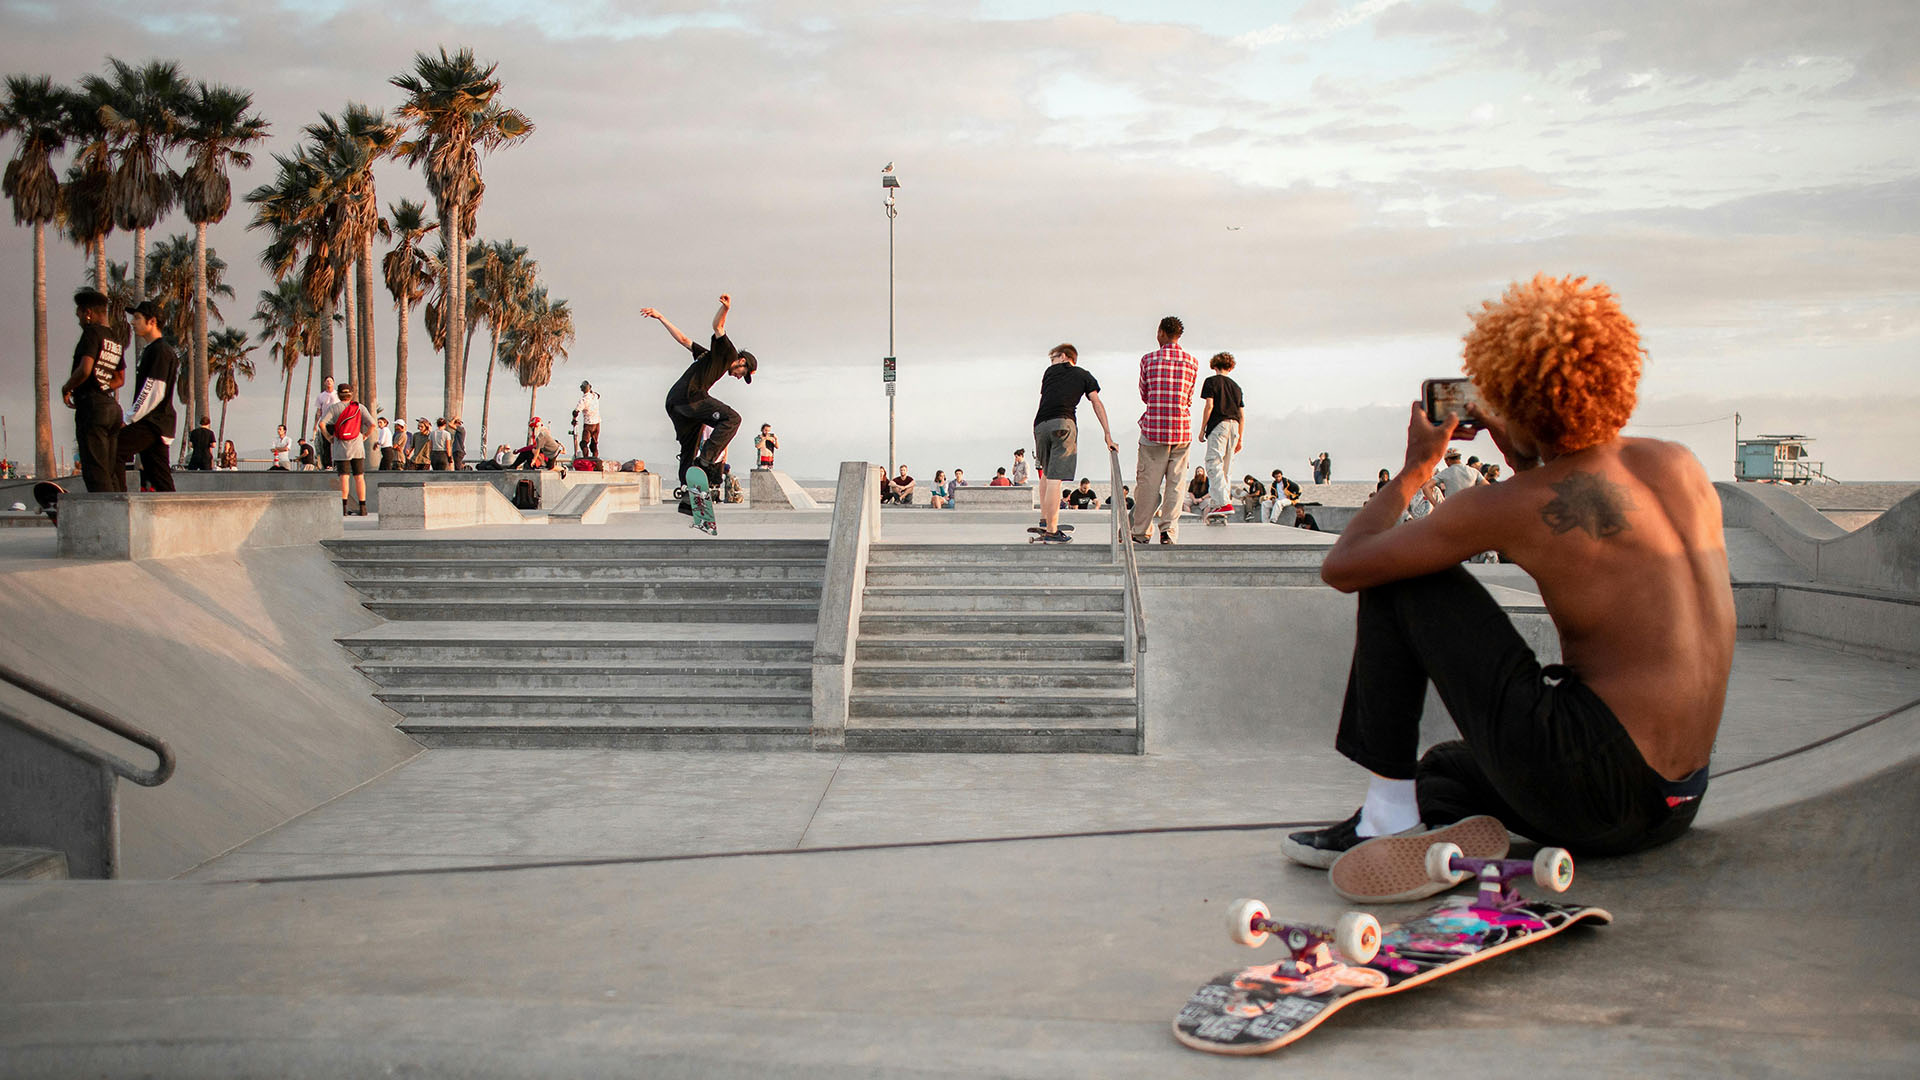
[1461,274,1643,455]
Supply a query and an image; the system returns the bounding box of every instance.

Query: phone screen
[1422,378,1481,433]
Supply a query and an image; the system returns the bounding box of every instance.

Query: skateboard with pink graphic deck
[1173,846,1609,1055]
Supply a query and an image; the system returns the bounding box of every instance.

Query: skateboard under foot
[1174,845,1606,1055]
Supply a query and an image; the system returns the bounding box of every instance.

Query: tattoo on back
[1541,471,1635,538]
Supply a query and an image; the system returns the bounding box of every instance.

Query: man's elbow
[1319,550,1363,593]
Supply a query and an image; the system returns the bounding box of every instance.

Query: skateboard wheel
[1533,847,1574,892]
[1227,898,1270,948]
[1334,911,1381,965]
[1425,841,1467,885]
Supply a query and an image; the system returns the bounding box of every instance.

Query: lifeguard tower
[1735,433,1832,483]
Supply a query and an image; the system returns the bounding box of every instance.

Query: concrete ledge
[550,474,663,525]
[378,480,530,531]
[952,485,1035,509]
[56,492,342,560]
[750,469,821,510]
[1718,482,1920,595]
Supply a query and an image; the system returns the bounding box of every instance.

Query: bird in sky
[1226,225,1243,231]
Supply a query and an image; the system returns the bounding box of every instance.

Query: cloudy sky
[2,0,1915,481]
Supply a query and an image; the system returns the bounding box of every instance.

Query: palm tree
[0,74,68,479]
[207,326,257,448]
[470,238,534,449]
[58,86,115,289]
[247,147,339,386]
[82,58,189,302]
[498,286,573,423]
[391,47,534,422]
[254,278,314,429]
[305,103,395,415]
[380,198,435,419]
[177,82,269,438]
[144,232,233,353]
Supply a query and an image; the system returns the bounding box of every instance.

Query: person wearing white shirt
[311,377,338,468]
[573,380,602,459]
[376,416,396,470]
[270,425,294,470]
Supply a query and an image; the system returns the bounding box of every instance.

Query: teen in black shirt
[60,289,126,492]
[121,300,178,491]
[642,295,758,511]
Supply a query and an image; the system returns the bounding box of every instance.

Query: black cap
[130,299,163,320]
[738,351,757,384]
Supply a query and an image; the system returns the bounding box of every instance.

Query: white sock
[1356,777,1420,838]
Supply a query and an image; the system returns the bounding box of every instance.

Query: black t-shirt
[1244,479,1267,500]
[667,334,738,404]
[1066,487,1098,509]
[70,324,125,406]
[130,338,180,435]
[189,426,216,457]
[1034,363,1101,426]
[1200,374,1243,436]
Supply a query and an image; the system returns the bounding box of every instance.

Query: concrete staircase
[850,543,1138,752]
[326,537,826,748]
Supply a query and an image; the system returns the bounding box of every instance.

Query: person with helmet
[573,380,602,460]
[640,294,758,515]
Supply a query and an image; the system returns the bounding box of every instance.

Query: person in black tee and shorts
[120,300,178,492]
[60,289,126,492]
[1198,352,1245,515]
[1032,343,1117,541]
[642,294,758,514]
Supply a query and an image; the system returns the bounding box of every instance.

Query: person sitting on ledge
[1282,274,1730,901]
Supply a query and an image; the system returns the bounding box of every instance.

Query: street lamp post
[882,163,900,475]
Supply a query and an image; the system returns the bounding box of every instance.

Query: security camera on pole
[882,162,900,475]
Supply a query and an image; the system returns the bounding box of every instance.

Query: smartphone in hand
[1421,378,1482,437]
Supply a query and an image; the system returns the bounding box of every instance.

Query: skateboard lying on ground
[33,481,65,524]
[1174,845,1608,1056]
[685,466,717,536]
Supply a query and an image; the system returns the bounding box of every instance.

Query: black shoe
[676,501,694,517]
[1159,532,1174,545]
[1280,809,1368,870]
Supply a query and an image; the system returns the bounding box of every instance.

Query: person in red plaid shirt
[1129,315,1200,544]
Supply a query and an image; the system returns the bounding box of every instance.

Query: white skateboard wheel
[1533,847,1574,892]
[1227,898,1270,948]
[1334,911,1381,964]
[1426,841,1467,885]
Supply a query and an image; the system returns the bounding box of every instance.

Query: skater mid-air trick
[642,294,758,516]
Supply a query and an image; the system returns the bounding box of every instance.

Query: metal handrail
[0,661,174,786]
[1107,447,1148,754]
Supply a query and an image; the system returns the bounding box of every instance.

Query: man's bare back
[1458,437,1733,779]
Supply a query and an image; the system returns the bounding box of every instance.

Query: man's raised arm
[641,308,693,349]
[712,293,731,336]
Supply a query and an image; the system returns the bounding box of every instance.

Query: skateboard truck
[1225,899,1381,969]
[1425,844,1575,911]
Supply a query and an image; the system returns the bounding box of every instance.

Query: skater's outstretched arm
[641,308,693,349]
[712,294,731,336]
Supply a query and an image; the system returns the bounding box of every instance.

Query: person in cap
[640,294,758,515]
[60,288,126,491]
[573,380,602,460]
[120,299,178,491]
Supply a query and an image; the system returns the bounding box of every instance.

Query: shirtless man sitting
[1282,274,1732,902]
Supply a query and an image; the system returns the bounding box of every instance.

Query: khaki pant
[1130,440,1192,541]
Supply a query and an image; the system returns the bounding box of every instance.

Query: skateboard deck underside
[1174,896,1611,1055]
[687,467,717,535]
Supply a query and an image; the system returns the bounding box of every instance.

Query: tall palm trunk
[299,352,314,439]
[133,228,147,301]
[342,275,359,395]
[358,244,378,418]
[393,298,410,421]
[479,335,498,451]
[32,223,53,478]
[217,398,228,449]
[92,240,106,292]
[280,355,293,428]
[193,222,210,428]
[527,385,538,425]
[443,205,464,421]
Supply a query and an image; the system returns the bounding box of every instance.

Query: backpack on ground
[513,478,539,510]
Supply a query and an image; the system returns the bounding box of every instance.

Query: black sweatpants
[116,420,175,492]
[1333,565,1705,856]
[74,399,125,493]
[666,395,741,487]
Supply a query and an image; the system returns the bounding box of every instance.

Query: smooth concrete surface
[548,473,663,523]
[0,537,420,877]
[812,463,883,748]
[952,483,1036,509]
[376,478,532,530]
[1718,481,1920,594]
[55,492,342,560]
[750,468,822,510]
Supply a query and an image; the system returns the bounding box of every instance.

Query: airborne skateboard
[33,481,65,524]
[685,466,717,536]
[1174,846,1608,1056]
